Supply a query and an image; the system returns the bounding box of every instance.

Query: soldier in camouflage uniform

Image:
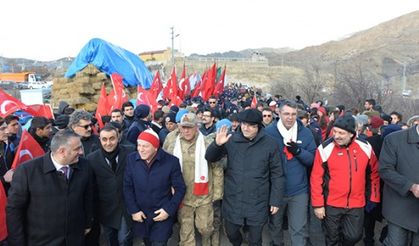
[163,113,223,246]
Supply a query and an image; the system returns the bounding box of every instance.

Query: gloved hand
[365,200,378,213]
[286,141,301,156]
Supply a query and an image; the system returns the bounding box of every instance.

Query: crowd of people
[0,82,418,246]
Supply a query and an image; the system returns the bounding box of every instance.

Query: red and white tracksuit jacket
[310,138,380,208]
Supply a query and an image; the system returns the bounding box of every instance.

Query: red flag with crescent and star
[0,88,28,118]
[95,83,109,129]
[11,130,45,169]
[149,71,163,100]
[25,104,54,119]
[107,73,128,113]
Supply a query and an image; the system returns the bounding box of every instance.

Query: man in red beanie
[124,129,186,246]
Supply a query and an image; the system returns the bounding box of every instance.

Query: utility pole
[392,58,409,95]
[401,63,407,92]
[170,26,180,66]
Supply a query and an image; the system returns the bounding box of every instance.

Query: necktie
[61,166,70,180]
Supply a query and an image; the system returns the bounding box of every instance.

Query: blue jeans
[384,221,419,246]
[102,216,133,246]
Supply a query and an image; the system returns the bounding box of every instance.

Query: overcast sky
[1,0,419,61]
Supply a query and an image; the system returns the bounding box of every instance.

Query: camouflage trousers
[178,203,214,246]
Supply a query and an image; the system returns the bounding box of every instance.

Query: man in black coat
[6,130,94,246]
[87,125,135,246]
[205,109,284,246]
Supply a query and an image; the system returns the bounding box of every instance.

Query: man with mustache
[310,113,380,246]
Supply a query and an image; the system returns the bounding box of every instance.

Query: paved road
[128,220,386,245]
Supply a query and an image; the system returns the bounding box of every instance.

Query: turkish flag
[213,66,226,98]
[0,88,27,118]
[190,74,202,98]
[95,83,109,129]
[107,73,128,113]
[11,130,45,169]
[25,104,54,119]
[149,71,163,99]
[200,64,216,101]
[251,95,258,108]
[162,76,172,101]
[162,67,179,104]
[178,64,191,100]
[0,183,6,240]
[137,86,160,114]
[136,86,151,106]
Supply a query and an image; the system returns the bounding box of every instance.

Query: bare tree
[297,64,327,103]
[332,61,382,109]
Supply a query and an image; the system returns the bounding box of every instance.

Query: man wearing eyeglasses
[199,108,217,136]
[208,96,225,120]
[207,97,218,109]
[266,100,317,246]
[262,108,274,127]
[68,110,100,156]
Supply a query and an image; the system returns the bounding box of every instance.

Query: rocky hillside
[269,10,419,91]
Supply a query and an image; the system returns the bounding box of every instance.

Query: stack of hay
[52,64,136,112]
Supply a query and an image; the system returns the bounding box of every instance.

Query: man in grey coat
[379,124,419,245]
[206,108,284,246]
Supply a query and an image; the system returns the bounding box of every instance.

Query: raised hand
[215,125,232,146]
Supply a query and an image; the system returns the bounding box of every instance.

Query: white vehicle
[28,81,49,89]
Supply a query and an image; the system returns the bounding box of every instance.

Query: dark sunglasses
[263,115,272,118]
[78,124,92,130]
[209,101,217,104]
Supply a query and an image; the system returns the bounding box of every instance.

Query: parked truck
[0,72,51,89]
[0,72,42,83]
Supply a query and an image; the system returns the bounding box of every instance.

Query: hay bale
[82,64,100,76]
[79,86,96,95]
[96,72,108,81]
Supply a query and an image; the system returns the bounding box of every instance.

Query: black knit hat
[334,113,356,135]
[165,112,176,124]
[238,109,262,125]
[134,104,150,119]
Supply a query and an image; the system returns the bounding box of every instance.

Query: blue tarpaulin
[65,38,152,88]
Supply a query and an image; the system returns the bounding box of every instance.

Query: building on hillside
[139,48,184,64]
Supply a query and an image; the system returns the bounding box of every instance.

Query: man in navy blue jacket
[266,100,317,246]
[123,129,186,245]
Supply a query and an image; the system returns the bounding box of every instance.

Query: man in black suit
[6,129,94,246]
[87,124,135,246]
